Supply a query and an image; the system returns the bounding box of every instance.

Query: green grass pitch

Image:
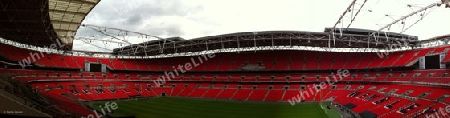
[91,97,341,118]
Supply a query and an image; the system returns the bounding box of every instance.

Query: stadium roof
[112,30,419,56]
[0,0,100,50]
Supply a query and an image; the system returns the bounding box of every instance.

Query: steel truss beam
[114,31,415,56]
[376,3,440,33]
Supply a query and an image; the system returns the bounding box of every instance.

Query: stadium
[0,0,450,118]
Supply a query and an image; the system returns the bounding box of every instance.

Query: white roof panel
[49,0,100,45]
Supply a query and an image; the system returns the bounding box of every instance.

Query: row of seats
[31,81,450,102]
[39,89,94,116]
[319,85,447,118]
[9,68,450,86]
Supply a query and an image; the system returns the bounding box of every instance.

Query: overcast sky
[73,0,449,52]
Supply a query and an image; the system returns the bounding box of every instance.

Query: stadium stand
[1,7,450,117]
[2,41,444,72]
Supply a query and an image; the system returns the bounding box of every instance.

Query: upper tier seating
[0,43,446,71]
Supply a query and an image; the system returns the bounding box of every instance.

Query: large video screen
[90,63,102,72]
[424,55,440,69]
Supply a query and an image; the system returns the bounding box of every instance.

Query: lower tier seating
[31,81,449,118]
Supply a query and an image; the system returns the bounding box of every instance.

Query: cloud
[125,14,144,26]
[77,0,450,52]
[82,0,202,36]
[72,40,112,52]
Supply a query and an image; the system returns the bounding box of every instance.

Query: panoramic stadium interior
[1,0,450,118]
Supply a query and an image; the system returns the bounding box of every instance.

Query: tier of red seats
[38,89,94,116]
[20,75,450,118]
[1,42,446,71]
[6,68,449,87]
[32,81,450,101]
[2,66,450,118]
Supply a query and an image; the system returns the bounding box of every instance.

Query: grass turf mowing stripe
[91,97,334,118]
